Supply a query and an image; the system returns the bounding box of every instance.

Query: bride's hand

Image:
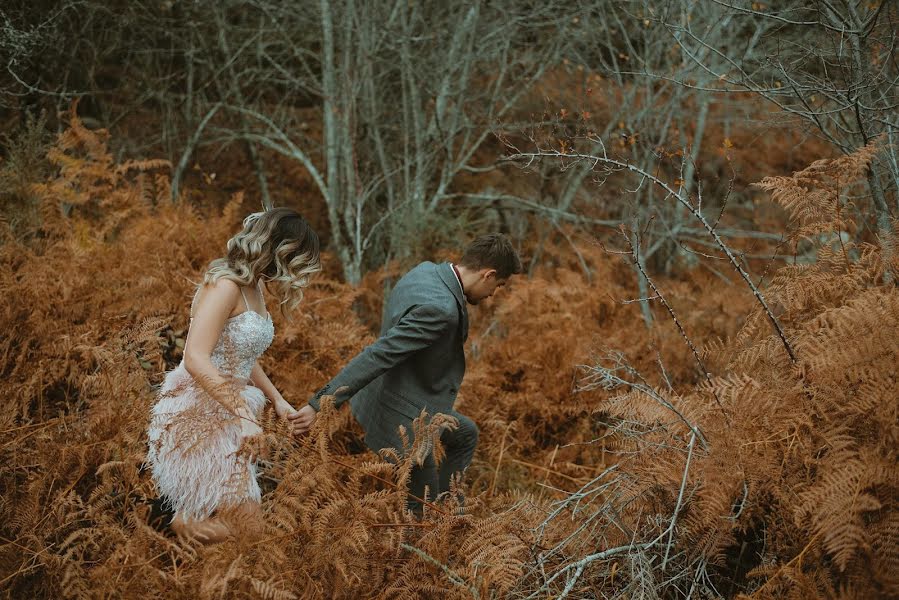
[274,399,305,436]
[273,398,295,420]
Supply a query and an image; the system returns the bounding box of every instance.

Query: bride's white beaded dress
[147,287,274,520]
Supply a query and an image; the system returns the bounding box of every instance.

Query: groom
[289,234,522,510]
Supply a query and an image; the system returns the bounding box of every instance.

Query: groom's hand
[287,405,316,435]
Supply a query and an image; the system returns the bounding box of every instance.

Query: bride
[147,207,320,543]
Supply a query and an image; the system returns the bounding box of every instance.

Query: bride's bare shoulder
[202,278,240,293]
[191,278,241,317]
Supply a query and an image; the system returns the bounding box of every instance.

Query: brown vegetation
[1,115,896,598]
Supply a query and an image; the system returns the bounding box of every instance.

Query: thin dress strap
[239,286,251,312]
[257,280,270,318]
[189,286,201,319]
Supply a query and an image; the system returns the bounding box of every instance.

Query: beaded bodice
[206,310,274,380]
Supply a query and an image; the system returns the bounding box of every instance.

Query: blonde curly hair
[204,208,321,315]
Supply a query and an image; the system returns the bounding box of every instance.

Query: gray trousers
[407,411,479,512]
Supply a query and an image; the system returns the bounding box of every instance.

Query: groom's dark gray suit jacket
[308,261,468,451]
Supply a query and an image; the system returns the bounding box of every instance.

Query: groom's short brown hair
[459,234,523,279]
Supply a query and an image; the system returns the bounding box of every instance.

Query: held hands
[274,398,312,436]
[286,405,316,436]
[236,398,305,460]
[285,386,348,435]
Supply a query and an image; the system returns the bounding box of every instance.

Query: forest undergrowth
[0,116,896,598]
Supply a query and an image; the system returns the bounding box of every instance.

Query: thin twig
[401,543,481,599]
[662,432,696,569]
[622,228,724,410]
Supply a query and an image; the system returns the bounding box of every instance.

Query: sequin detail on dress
[209,310,274,379]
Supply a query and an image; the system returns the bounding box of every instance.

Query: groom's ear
[482,268,498,281]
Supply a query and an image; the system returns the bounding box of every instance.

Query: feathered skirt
[147,363,267,521]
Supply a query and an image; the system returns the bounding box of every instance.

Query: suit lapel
[435,262,469,341]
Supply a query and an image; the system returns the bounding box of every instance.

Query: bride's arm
[183,279,256,426]
[249,362,295,418]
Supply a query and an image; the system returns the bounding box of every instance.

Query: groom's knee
[452,413,479,451]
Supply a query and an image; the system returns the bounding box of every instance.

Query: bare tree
[639,0,898,277]
[9,0,876,287]
[487,0,766,325]
[209,0,583,282]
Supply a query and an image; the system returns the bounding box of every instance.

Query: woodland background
[1,1,897,598]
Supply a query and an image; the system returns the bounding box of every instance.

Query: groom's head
[456,234,523,305]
